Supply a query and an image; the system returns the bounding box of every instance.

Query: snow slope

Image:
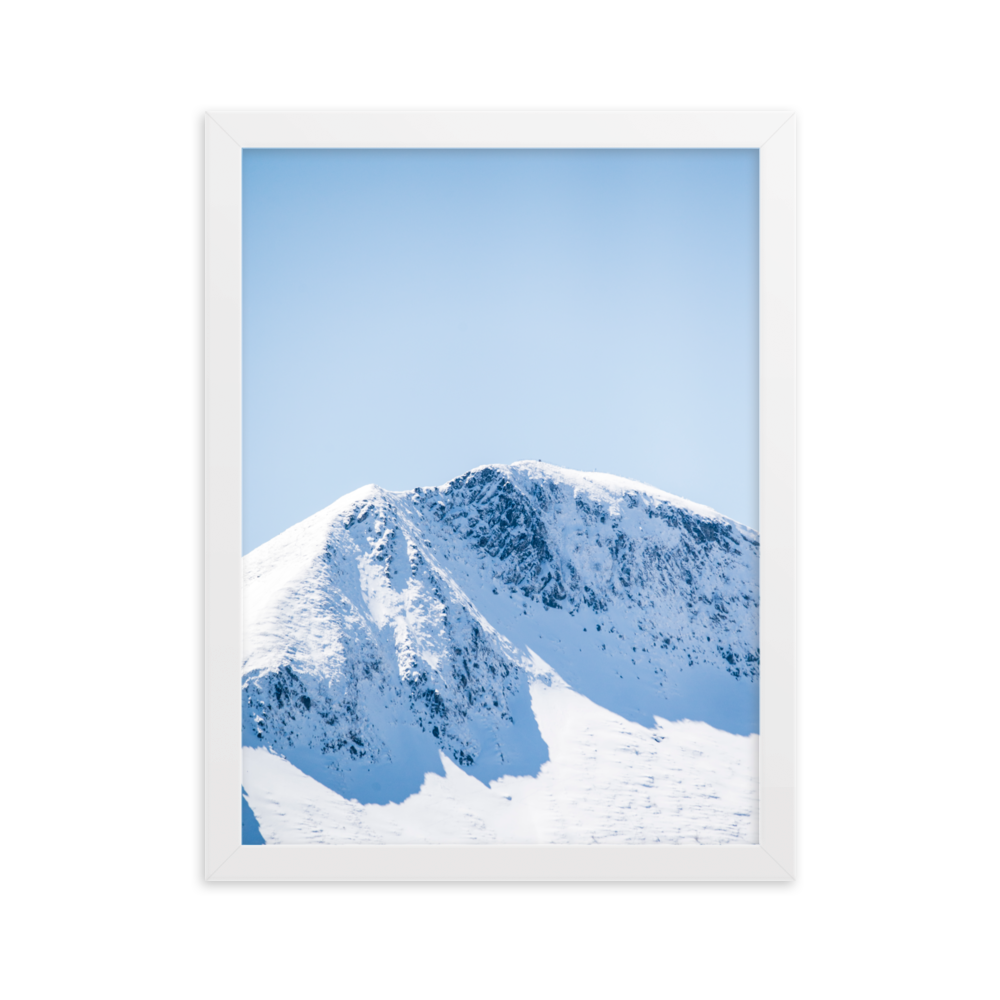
[242,461,759,843]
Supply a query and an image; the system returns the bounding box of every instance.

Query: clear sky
[243,148,758,554]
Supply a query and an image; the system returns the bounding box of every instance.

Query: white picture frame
[205,110,796,881]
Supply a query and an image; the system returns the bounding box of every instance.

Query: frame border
[205,111,796,881]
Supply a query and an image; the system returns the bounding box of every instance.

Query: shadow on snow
[246,680,549,806]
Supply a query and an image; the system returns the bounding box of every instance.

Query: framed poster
[195,108,797,882]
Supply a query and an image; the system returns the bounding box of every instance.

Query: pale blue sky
[243,148,758,554]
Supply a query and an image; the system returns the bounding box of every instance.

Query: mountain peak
[242,463,759,808]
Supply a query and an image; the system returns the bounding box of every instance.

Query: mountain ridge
[242,461,759,805]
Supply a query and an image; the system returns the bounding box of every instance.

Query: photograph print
[240,147,760,846]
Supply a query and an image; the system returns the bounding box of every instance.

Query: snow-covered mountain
[242,462,759,843]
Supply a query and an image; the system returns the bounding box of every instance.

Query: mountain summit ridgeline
[242,462,759,804]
